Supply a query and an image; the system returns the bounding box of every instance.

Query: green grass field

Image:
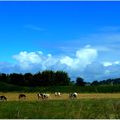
[0,99,120,119]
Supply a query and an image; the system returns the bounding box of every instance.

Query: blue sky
[1,1,120,81]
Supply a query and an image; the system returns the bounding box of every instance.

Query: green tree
[91,80,99,86]
[76,77,85,86]
[9,73,24,85]
[41,70,55,86]
[24,73,33,86]
[33,72,42,86]
[55,71,70,86]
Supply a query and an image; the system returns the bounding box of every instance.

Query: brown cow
[19,94,26,100]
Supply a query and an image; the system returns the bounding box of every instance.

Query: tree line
[0,70,70,87]
[0,70,120,87]
[91,78,120,86]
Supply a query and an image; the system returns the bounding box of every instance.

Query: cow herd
[0,92,78,101]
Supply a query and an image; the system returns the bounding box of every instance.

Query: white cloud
[103,62,113,67]
[76,46,97,64]
[114,61,120,64]
[12,46,98,72]
[102,61,120,67]
[60,46,98,71]
[13,51,43,69]
[13,51,42,64]
[60,56,73,67]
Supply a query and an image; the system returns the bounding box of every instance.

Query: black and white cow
[69,92,78,99]
[37,93,43,100]
[0,96,7,101]
[37,93,50,100]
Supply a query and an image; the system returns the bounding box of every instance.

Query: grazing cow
[69,92,78,99]
[37,93,50,100]
[0,96,7,101]
[55,92,61,96]
[19,94,26,100]
[37,93,43,100]
[43,93,50,99]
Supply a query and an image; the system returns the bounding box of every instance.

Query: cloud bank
[1,45,120,82]
[13,45,97,72]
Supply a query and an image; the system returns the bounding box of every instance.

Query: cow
[0,96,7,101]
[37,93,50,100]
[37,93,43,100]
[43,93,50,99]
[55,92,61,96]
[69,92,78,99]
[19,94,26,100]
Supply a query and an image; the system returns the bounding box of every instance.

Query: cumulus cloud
[13,51,59,71]
[75,46,97,68]
[60,56,73,67]
[13,51,43,69]
[12,46,98,72]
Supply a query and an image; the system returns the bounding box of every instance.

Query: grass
[0,99,120,119]
[0,92,120,118]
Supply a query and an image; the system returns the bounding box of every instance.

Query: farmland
[0,92,120,101]
[0,93,120,119]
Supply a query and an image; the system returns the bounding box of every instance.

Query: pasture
[0,99,120,119]
[0,93,120,119]
[0,92,120,101]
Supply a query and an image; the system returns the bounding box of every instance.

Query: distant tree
[99,80,106,85]
[33,72,42,86]
[41,70,55,86]
[55,71,70,86]
[0,73,7,82]
[113,78,120,84]
[24,73,33,86]
[91,80,99,86]
[9,73,24,85]
[75,77,85,86]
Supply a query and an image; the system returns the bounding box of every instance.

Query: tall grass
[0,99,120,119]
